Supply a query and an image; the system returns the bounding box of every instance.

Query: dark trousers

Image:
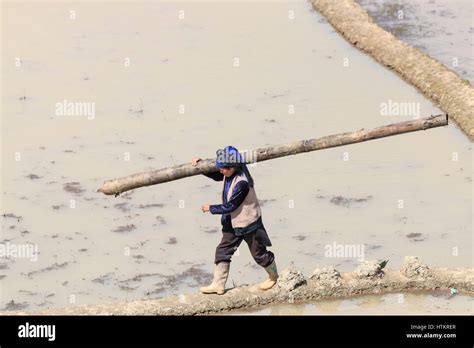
[215,230,275,268]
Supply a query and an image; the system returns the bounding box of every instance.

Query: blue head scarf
[215,146,254,188]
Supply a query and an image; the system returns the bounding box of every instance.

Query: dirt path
[3,256,472,315]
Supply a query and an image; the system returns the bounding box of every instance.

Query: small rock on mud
[277,268,306,292]
[310,267,342,287]
[401,256,431,279]
[354,260,384,279]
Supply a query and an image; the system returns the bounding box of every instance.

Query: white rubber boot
[259,261,279,290]
[200,262,230,295]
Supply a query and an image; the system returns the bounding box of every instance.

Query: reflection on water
[230,291,474,315]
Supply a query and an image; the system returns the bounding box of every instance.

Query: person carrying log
[191,146,278,295]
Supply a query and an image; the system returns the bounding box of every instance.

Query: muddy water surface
[357,0,473,82]
[229,291,474,315]
[1,1,471,312]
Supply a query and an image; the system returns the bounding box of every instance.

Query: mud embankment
[311,0,474,141]
[2,256,473,315]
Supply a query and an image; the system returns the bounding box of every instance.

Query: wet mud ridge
[3,256,473,315]
[312,0,474,141]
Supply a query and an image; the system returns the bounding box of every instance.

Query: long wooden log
[98,114,448,195]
